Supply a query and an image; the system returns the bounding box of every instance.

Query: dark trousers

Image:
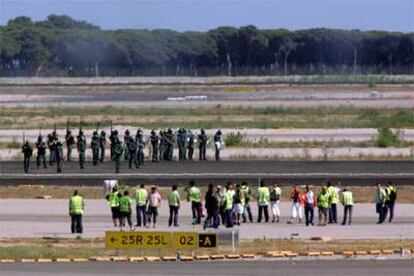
[168,206,179,226]
[152,146,158,162]
[178,144,186,160]
[215,147,220,161]
[136,205,147,227]
[385,201,395,222]
[100,147,105,162]
[23,156,31,173]
[92,148,99,165]
[204,209,219,228]
[199,145,206,160]
[329,203,338,223]
[225,209,233,228]
[67,147,72,161]
[376,203,385,223]
[120,211,132,228]
[191,202,201,224]
[115,156,121,173]
[137,147,144,165]
[243,203,253,222]
[304,204,314,226]
[56,159,63,173]
[37,154,47,169]
[49,149,56,165]
[257,205,269,223]
[129,150,138,168]
[71,214,83,234]
[342,205,353,225]
[79,152,85,169]
[188,146,194,160]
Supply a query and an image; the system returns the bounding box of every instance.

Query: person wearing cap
[22,140,33,173]
[146,186,162,228]
[99,130,106,163]
[168,185,180,227]
[91,130,100,166]
[198,129,208,161]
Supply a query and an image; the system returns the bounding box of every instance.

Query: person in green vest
[257,180,270,223]
[106,186,120,227]
[69,190,84,234]
[168,185,181,227]
[375,183,387,224]
[327,182,340,224]
[186,180,201,224]
[384,181,397,223]
[223,183,234,228]
[233,183,245,226]
[135,184,148,227]
[341,188,353,225]
[317,186,330,226]
[119,190,133,231]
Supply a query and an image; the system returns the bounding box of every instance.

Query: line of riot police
[21,125,223,174]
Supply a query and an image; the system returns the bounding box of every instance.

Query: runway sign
[172,232,199,249]
[105,231,218,249]
[199,233,218,248]
[105,231,171,249]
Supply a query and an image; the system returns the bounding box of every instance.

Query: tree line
[0,15,413,77]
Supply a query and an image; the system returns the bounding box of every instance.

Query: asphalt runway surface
[1,200,413,239]
[1,160,413,186]
[0,260,413,276]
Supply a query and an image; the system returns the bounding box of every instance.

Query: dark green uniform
[165,129,175,161]
[65,130,75,162]
[187,130,194,160]
[198,129,208,160]
[99,130,106,163]
[76,131,86,169]
[159,130,166,161]
[47,133,56,165]
[177,128,187,161]
[91,131,100,166]
[56,141,64,173]
[113,138,123,173]
[109,130,117,160]
[22,141,33,173]
[150,130,159,162]
[135,129,145,166]
[123,130,130,161]
[126,136,138,169]
[35,135,47,169]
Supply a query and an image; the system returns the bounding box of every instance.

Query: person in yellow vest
[257,180,270,223]
[119,190,133,231]
[106,186,120,227]
[233,183,245,226]
[241,181,253,223]
[168,185,180,227]
[341,188,353,225]
[187,180,202,225]
[69,190,84,234]
[135,184,148,227]
[327,182,340,224]
[317,186,329,226]
[223,183,234,228]
[384,181,397,223]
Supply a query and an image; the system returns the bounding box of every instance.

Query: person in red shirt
[290,185,303,223]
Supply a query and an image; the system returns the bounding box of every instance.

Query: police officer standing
[22,140,33,173]
[165,128,174,161]
[99,130,106,163]
[187,129,195,160]
[35,134,47,169]
[198,129,208,161]
[69,190,84,234]
[159,130,165,161]
[123,129,131,161]
[65,130,75,162]
[127,135,138,169]
[47,133,55,165]
[177,128,186,161]
[135,129,145,166]
[91,131,100,166]
[113,138,123,173]
[76,129,86,169]
[150,130,159,162]
[56,140,64,173]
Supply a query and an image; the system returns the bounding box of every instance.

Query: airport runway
[1,160,413,186]
[0,260,413,276]
[1,200,413,239]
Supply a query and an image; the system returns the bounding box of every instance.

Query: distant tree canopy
[0,15,413,76]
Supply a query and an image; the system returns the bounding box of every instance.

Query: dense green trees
[0,15,413,76]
